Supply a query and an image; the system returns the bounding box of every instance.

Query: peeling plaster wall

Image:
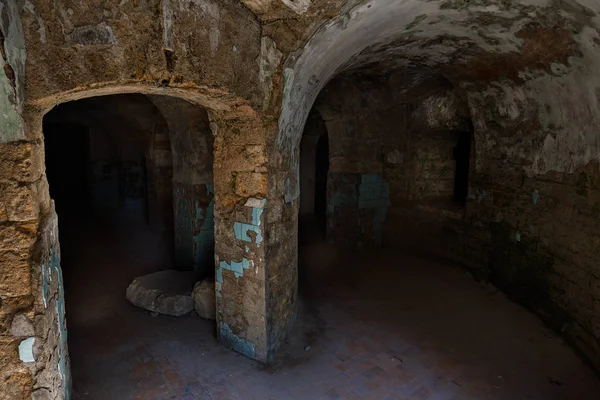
[278,0,600,197]
[315,74,470,248]
[279,0,600,374]
[3,0,600,397]
[21,0,264,109]
[0,0,26,143]
[149,96,215,277]
[210,111,272,363]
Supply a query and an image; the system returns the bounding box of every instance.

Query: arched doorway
[299,110,329,242]
[41,93,216,398]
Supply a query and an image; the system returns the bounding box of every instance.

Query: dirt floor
[59,210,600,400]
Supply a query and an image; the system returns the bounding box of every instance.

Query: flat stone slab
[126,270,195,316]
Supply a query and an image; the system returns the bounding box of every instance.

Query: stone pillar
[173,180,214,277]
[1,137,71,400]
[211,107,272,362]
[149,96,214,278]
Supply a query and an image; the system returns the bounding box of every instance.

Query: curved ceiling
[278,0,600,161]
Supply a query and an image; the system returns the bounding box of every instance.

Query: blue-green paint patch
[327,182,357,213]
[175,183,215,276]
[358,174,390,246]
[234,222,263,244]
[532,190,540,205]
[0,56,24,143]
[41,262,48,308]
[219,322,255,359]
[174,186,194,268]
[218,258,251,279]
[47,247,70,400]
[251,207,263,226]
[233,206,263,246]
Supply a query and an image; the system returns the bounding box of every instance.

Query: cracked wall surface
[1,0,600,398]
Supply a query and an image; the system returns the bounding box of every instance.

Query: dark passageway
[299,110,330,244]
[4,2,600,399]
[44,123,91,219]
[288,70,600,400]
[42,95,179,398]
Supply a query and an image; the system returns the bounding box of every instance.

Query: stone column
[173,179,214,276]
[211,107,272,362]
[149,96,214,278]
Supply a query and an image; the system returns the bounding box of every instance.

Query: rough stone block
[0,253,31,297]
[193,279,216,320]
[0,142,42,183]
[126,270,195,316]
[235,172,267,197]
[10,314,34,337]
[0,224,36,256]
[0,182,39,222]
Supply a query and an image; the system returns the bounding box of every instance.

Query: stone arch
[1,80,271,398]
[272,0,600,375]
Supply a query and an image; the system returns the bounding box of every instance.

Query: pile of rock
[126,270,215,319]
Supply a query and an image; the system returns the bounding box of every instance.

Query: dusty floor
[60,210,600,400]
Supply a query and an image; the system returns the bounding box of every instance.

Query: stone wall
[150,96,215,278]
[314,74,470,248]
[310,67,600,373]
[2,0,600,398]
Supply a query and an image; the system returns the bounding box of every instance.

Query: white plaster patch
[23,1,46,43]
[386,149,403,164]
[281,0,310,14]
[258,36,283,110]
[18,337,35,363]
[163,0,174,49]
[245,198,266,209]
[184,0,221,20]
[209,24,220,53]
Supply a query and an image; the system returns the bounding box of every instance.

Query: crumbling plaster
[278,0,600,196]
[1,0,600,399]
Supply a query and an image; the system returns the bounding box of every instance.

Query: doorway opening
[314,133,329,223]
[299,110,329,243]
[453,128,473,206]
[42,93,216,398]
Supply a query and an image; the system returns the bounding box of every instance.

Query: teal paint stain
[358,174,390,246]
[192,184,215,275]
[174,186,193,267]
[233,206,264,246]
[532,190,540,205]
[516,231,521,242]
[251,207,263,226]
[41,263,48,308]
[327,184,357,213]
[218,258,251,279]
[234,222,263,245]
[219,322,255,359]
[175,183,215,276]
[48,248,70,400]
[0,56,24,143]
[216,266,223,283]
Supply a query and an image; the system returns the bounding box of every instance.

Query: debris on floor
[193,278,217,320]
[126,270,195,316]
